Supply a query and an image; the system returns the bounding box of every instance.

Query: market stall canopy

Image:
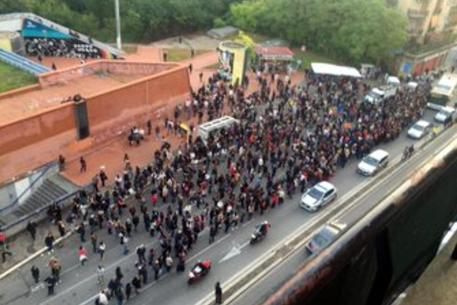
[311,63,362,78]
[255,46,294,61]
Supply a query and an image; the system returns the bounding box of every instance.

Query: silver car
[300,181,337,212]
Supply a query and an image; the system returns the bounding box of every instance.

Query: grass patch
[292,48,339,70]
[164,48,208,62]
[0,62,37,93]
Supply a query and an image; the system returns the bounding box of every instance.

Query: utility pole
[114,0,122,50]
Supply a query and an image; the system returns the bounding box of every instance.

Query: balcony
[408,9,429,19]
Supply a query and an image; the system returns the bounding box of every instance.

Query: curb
[0,231,73,281]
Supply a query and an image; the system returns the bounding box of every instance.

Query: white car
[300,181,337,212]
[407,120,432,139]
[434,106,455,123]
[357,149,389,176]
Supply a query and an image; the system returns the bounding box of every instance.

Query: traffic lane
[111,196,313,305]
[2,113,426,304]
[33,132,414,305]
[337,123,457,227]
[32,198,310,305]
[229,246,307,305]
[226,125,454,305]
[0,272,30,305]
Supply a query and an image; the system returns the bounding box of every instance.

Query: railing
[0,162,57,214]
[0,185,88,232]
[0,48,50,75]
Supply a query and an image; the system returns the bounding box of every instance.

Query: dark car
[305,223,345,256]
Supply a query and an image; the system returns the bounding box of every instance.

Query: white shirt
[98,292,109,305]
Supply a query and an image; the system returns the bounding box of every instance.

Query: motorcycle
[401,145,415,162]
[250,223,271,245]
[188,260,212,284]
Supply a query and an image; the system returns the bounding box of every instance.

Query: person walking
[119,232,129,255]
[78,246,88,266]
[98,241,106,260]
[26,221,37,241]
[125,282,132,300]
[77,223,86,243]
[57,220,66,237]
[132,275,141,294]
[114,286,124,305]
[97,265,105,287]
[97,290,109,305]
[44,232,55,254]
[215,282,223,304]
[91,233,98,253]
[45,275,56,296]
[165,254,173,272]
[31,265,40,284]
[80,157,87,172]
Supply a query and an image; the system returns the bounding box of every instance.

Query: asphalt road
[229,115,457,305]
[0,110,443,305]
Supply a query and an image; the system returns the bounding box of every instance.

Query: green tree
[230,0,408,64]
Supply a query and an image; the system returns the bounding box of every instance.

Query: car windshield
[308,188,324,200]
[362,156,379,166]
[412,124,425,132]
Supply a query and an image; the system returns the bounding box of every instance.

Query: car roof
[368,149,389,160]
[415,120,431,127]
[315,181,335,192]
[372,88,384,95]
[440,106,455,113]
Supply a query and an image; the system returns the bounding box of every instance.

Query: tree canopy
[0,0,237,43]
[229,0,408,65]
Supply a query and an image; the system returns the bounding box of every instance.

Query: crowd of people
[23,67,431,304]
[25,37,103,59]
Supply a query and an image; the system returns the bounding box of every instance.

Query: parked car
[407,120,432,139]
[434,106,456,124]
[357,149,389,176]
[300,181,337,212]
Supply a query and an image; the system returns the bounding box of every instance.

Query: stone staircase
[0,175,78,228]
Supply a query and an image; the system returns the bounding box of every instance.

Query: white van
[198,116,239,142]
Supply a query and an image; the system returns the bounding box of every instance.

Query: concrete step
[8,174,78,220]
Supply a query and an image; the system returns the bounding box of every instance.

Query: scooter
[250,224,271,245]
[188,260,212,284]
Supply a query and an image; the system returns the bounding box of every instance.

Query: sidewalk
[399,229,457,305]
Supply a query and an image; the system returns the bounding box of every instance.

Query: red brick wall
[86,66,190,134]
[0,104,76,156]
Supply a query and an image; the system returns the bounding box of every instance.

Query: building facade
[388,0,457,43]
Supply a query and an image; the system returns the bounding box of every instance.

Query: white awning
[311,63,362,78]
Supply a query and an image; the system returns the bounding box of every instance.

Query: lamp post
[114,0,122,50]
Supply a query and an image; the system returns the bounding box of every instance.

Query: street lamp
[114,0,122,50]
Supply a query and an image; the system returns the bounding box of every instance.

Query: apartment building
[388,0,457,42]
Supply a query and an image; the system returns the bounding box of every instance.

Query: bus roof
[431,73,457,97]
